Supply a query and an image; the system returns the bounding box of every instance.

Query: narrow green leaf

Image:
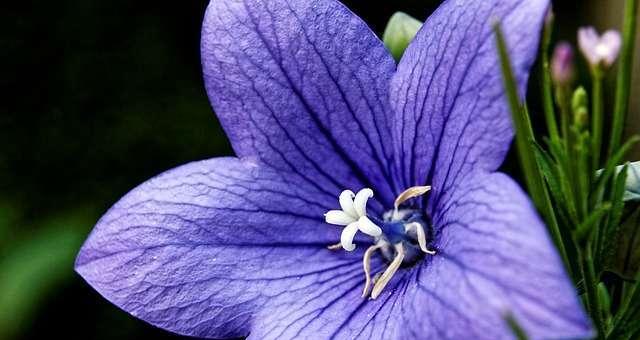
[547,138,581,225]
[608,271,640,339]
[576,203,611,242]
[533,143,563,202]
[494,23,571,275]
[382,12,423,62]
[540,10,560,142]
[595,165,629,274]
[607,203,640,279]
[608,0,639,157]
[583,246,606,337]
[533,141,576,228]
[505,314,530,340]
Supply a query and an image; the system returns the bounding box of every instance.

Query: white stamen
[325,210,356,226]
[339,190,358,218]
[362,243,383,297]
[340,221,360,251]
[371,243,405,299]
[353,188,373,217]
[405,222,436,255]
[358,216,383,237]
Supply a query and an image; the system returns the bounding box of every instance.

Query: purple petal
[77,158,443,339]
[397,173,592,338]
[390,0,548,197]
[201,0,399,207]
[75,157,368,338]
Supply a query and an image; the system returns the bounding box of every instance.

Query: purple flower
[551,42,575,86]
[75,0,591,339]
[578,26,622,69]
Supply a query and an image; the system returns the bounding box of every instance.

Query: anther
[327,242,343,250]
[405,222,436,255]
[393,186,431,219]
[361,243,383,297]
[371,243,405,299]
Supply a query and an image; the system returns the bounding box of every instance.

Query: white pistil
[340,222,360,251]
[339,190,358,217]
[353,188,373,217]
[325,210,355,225]
[358,216,382,237]
[371,243,405,299]
[324,188,381,251]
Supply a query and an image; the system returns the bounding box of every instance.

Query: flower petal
[75,157,372,338]
[398,173,592,339]
[201,0,399,208]
[600,30,622,66]
[390,0,549,196]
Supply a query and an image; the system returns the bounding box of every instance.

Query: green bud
[571,86,589,129]
[382,12,423,62]
[597,283,611,319]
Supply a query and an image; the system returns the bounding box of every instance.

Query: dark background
[1,0,636,339]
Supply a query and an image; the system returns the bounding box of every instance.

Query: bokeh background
[1,0,638,339]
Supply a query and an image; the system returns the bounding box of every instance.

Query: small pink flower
[551,42,575,85]
[578,27,622,68]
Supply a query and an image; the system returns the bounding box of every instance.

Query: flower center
[324,186,436,299]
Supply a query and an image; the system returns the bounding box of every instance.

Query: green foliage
[0,211,92,340]
[496,1,640,337]
[495,23,572,275]
[505,314,530,340]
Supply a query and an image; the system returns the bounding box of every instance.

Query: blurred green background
[1,0,637,339]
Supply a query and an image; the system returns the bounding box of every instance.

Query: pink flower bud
[551,42,575,85]
[577,27,621,68]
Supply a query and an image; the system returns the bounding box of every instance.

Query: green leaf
[609,202,640,279]
[576,203,611,242]
[608,271,640,339]
[599,165,630,267]
[382,12,423,62]
[0,213,90,340]
[494,24,571,273]
[608,0,639,158]
[533,141,575,227]
[504,313,530,340]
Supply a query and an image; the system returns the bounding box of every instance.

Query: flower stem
[583,247,606,338]
[540,12,560,143]
[608,0,638,158]
[591,70,604,173]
